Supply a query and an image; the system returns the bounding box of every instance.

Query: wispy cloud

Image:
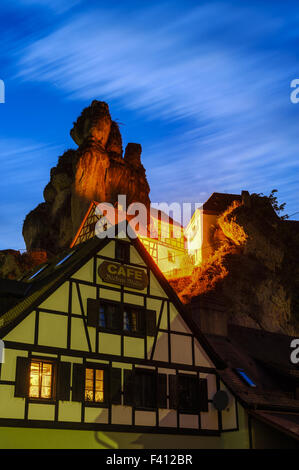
[2,0,298,250]
[0,139,63,249]
[7,0,81,14]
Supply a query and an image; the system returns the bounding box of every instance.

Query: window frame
[177,373,199,413]
[83,363,109,408]
[28,357,57,404]
[134,368,157,411]
[87,299,150,337]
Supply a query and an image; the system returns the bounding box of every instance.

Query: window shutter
[123,369,135,406]
[72,364,85,402]
[169,375,179,409]
[199,378,209,411]
[157,373,167,408]
[110,368,122,404]
[56,362,71,401]
[14,357,30,398]
[87,299,99,327]
[146,310,156,336]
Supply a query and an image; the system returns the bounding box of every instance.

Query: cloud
[7,0,81,14]
[8,2,299,223]
[0,139,63,249]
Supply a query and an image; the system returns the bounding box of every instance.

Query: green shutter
[157,373,167,408]
[14,357,30,398]
[146,310,156,336]
[123,369,135,406]
[56,362,71,401]
[72,364,85,402]
[169,375,179,409]
[199,378,209,411]
[87,299,99,327]
[110,368,122,404]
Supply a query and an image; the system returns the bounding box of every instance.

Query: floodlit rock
[170,194,299,335]
[22,100,150,257]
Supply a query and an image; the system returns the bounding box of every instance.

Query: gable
[2,237,216,370]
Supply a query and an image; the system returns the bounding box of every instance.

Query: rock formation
[170,193,299,335]
[22,100,150,255]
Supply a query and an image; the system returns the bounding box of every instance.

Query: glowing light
[29,361,53,399]
[85,368,104,402]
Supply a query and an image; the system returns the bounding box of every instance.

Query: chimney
[241,190,251,208]
[190,295,228,336]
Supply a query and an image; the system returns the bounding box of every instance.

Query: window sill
[28,399,56,405]
[98,328,145,338]
[84,402,109,408]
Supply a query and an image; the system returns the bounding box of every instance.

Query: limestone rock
[22,100,151,257]
[0,250,47,280]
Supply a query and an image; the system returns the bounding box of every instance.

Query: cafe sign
[98,261,148,290]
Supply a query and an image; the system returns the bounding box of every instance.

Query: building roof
[0,224,225,369]
[202,192,242,214]
[250,410,299,442]
[204,324,299,413]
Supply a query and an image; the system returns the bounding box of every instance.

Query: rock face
[170,194,299,335]
[22,100,150,255]
[0,250,47,280]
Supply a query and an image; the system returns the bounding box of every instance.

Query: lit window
[56,252,74,267]
[85,368,104,403]
[28,265,47,280]
[29,361,53,399]
[235,368,256,387]
[168,251,175,263]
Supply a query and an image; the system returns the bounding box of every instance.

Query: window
[124,369,167,409]
[115,241,130,263]
[135,370,157,408]
[99,302,122,330]
[29,360,53,399]
[15,357,71,401]
[177,374,198,411]
[123,306,144,334]
[235,368,256,387]
[85,368,104,403]
[87,299,156,336]
[72,364,122,405]
[169,374,208,412]
[168,251,175,263]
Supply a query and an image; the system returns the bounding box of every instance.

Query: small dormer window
[235,368,256,387]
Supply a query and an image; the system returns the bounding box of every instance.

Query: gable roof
[0,224,225,369]
[0,237,109,336]
[70,201,185,248]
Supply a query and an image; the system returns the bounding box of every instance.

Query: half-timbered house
[0,221,246,449]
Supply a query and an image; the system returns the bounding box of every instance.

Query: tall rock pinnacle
[22,100,151,255]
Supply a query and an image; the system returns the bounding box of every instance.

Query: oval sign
[98,261,148,290]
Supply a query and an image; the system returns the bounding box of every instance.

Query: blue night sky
[0,0,299,250]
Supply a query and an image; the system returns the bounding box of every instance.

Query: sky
[0,0,299,250]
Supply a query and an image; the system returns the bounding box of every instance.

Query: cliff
[170,194,299,335]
